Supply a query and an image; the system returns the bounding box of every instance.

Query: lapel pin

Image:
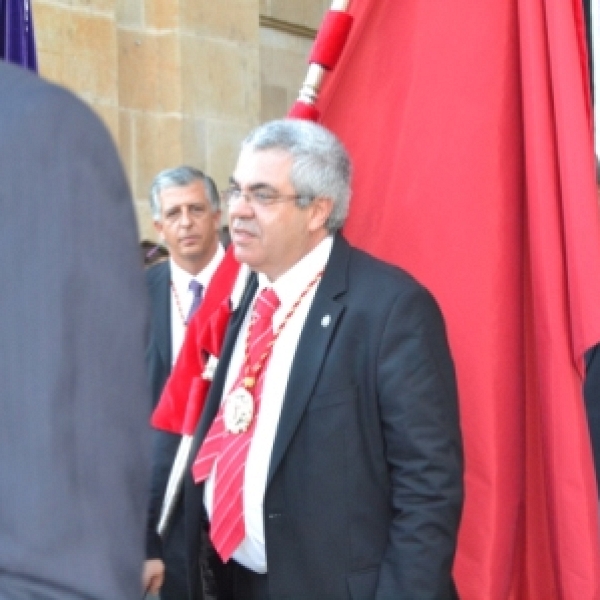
[321,315,331,328]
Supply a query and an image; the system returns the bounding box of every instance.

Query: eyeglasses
[221,188,303,208]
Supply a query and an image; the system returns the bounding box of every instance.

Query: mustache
[231,218,260,236]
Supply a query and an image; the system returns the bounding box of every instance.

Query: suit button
[267,513,282,520]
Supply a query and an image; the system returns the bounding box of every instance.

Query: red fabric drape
[317,0,600,598]
[152,247,242,435]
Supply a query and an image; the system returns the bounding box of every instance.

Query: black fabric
[144,260,190,598]
[214,561,269,600]
[584,345,600,492]
[582,0,594,105]
[146,260,172,409]
[160,496,190,599]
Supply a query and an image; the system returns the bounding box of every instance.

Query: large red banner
[317,1,600,598]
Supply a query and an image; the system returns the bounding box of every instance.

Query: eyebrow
[228,176,277,192]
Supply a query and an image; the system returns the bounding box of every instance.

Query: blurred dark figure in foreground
[0,62,151,599]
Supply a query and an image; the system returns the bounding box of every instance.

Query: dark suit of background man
[183,119,464,599]
[0,61,150,599]
[143,166,224,597]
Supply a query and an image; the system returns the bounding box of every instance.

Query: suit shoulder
[343,244,448,326]
[347,245,429,295]
[0,64,105,137]
[145,261,170,287]
[343,246,449,339]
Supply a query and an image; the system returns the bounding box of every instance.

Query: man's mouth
[231,219,259,239]
[179,235,200,245]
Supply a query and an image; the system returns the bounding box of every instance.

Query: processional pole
[288,0,354,121]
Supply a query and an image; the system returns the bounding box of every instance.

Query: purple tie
[186,280,203,324]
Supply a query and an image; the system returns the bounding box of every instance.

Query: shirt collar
[170,244,225,291]
[256,236,334,311]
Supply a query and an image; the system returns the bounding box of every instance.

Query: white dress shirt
[204,236,334,572]
[169,245,225,364]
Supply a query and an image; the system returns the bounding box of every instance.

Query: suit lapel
[267,235,350,486]
[150,261,171,368]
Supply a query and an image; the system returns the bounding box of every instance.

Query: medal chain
[241,270,324,391]
[171,281,187,326]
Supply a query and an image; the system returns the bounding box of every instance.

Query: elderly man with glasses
[182,119,464,600]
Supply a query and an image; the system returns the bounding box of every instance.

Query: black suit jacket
[0,62,150,599]
[145,260,193,598]
[184,234,464,600]
[146,260,172,408]
[145,260,176,556]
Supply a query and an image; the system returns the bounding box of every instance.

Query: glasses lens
[222,189,236,204]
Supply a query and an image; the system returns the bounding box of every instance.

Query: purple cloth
[186,279,204,324]
[1,0,37,71]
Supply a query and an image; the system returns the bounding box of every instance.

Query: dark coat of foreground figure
[0,62,150,599]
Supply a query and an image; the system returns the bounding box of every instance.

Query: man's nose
[228,196,254,220]
[179,207,192,226]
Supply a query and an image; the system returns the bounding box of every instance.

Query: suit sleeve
[375,285,464,600]
[146,429,182,558]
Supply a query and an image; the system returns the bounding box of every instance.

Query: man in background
[145,166,223,413]
[144,166,224,597]
[0,62,150,598]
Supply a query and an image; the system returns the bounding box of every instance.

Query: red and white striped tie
[192,287,280,562]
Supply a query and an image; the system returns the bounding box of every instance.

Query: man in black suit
[144,166,224,597]
[0,62,150,599]
[183,119,464,599]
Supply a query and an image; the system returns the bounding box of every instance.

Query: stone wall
[33,0,326,238]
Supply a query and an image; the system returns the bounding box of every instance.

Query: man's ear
[213,209,222,232]
[307,196,334,232]
[153,220,164,240]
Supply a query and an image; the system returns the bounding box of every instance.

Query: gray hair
[241,119,352,232]
[149,165,220,221]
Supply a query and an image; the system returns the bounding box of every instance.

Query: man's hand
[142,558,165,596]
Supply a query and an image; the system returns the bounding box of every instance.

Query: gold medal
[223,387,255,434]
[223,271,324,436]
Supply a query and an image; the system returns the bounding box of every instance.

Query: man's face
[228,149,332,281]
[153,180,221,274]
